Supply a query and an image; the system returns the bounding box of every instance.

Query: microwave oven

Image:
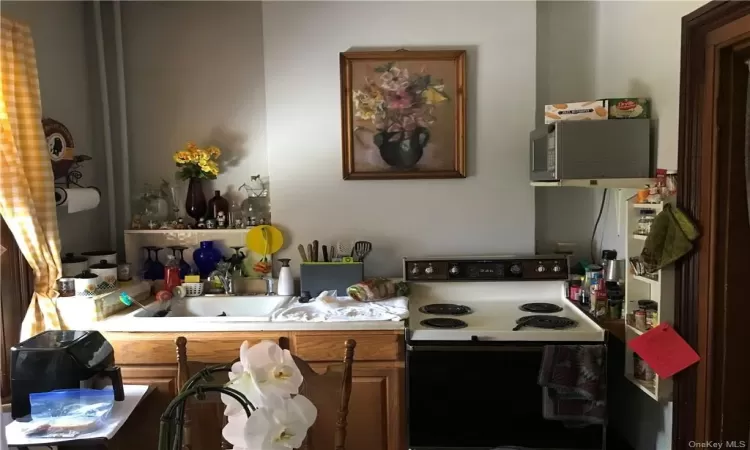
[530,119,653,182]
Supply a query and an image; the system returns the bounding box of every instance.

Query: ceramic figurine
[197,217,206,229]
[148,219,158,230]
[159,221,171,230]
[233,218,243,229]
[216,211,227,228]
[131,214,143,230]
[250,217,258,226]
[245,217,253,228]
[174,217,187,229]
[259,217,267,225]
[205,218,217,229]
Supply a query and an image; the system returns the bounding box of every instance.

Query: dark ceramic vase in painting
[374,127,430,169]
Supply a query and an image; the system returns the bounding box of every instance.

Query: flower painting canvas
[340,50,466,179]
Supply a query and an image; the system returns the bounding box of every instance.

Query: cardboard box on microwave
[606,97,651,119]
[544,100,609,124]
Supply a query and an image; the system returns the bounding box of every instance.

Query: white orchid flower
[223,395,317,450]
[223,340,304,416]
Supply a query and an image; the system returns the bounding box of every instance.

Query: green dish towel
[641,204,699,273]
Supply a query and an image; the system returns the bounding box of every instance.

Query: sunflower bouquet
[173,142,221,180]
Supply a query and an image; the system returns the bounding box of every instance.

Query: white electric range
[403,256,606,450]
[405,255,605,342]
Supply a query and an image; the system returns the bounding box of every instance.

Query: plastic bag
[347,279,410,302]
[21,388,115,438]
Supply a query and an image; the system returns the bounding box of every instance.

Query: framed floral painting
[340,50,466,179]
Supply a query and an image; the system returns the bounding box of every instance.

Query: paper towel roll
[56,187,100,213]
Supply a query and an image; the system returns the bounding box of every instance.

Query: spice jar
[634,310,647,331]
[608,292,624,320]
[568,280,582,301]
[638,300,659,329]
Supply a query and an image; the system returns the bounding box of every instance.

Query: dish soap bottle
[277,258,294,296]
[164,255,182,293]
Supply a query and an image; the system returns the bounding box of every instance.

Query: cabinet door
[108,365,177,450]
[309,364,404,450]
[350,366,405,450]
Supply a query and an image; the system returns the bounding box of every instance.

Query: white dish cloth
[271,291,409,322]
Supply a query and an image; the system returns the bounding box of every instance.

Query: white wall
[263,1,537,277]
[2,1,109,254]
[121,1,268,194]
[594,0,705,170]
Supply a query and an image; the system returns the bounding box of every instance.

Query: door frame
[675,1,750,447]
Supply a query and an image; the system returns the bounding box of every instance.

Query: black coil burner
[519,303,563,314]
[419,304,472,315]
[513,315,577,331]
[420,318,468,329]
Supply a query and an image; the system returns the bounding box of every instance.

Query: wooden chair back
[175,337,356,450]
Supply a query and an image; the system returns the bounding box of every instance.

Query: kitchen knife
[322,245,329,262]
[312,240,319,262]
[297,244,308,262]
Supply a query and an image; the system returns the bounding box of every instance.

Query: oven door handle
[407,344,542,352]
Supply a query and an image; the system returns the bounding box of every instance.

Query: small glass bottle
[207,190,229,228]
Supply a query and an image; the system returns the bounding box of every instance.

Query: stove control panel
[404,256,568,281]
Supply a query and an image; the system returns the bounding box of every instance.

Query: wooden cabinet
[347,366,404,450]
[104,330,405,450]
[107,365,177,450]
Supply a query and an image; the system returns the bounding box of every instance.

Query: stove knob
[449,264,460,275]
[536,264,547,273]
[552,264,562,273]
[424,264,434,275]
[510,264,522,275]
[410,265,420,275]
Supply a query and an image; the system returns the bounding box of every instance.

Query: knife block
[299,262,364,297]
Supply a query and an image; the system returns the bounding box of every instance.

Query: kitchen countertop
[80,297,407,333]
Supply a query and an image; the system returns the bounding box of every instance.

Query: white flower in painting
[223,340,303,416]
[223,395,318,450]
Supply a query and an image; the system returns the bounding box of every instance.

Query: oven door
[406,342,604,450]
[530,125,558,182]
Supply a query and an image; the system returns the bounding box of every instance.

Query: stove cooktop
[519,302,563,313]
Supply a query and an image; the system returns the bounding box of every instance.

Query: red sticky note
[627,323,700,378]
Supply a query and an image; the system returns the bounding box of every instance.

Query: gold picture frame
[340,50,466,180]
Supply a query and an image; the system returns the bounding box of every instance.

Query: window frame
[0,214,33,401]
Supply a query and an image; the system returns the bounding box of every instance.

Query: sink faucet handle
[265,277,275,295]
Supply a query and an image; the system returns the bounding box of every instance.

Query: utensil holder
[300,262,364,297]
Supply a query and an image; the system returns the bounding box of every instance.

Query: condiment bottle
[164,255,182,293]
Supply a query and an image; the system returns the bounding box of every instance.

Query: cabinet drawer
[105,332,290,364]
[292,332,403,362]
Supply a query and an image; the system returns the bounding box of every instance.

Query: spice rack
[623,195,675,401]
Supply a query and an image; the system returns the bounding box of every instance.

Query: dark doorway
[675,1,750,447]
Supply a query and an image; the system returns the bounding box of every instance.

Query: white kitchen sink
[132,295,292,322]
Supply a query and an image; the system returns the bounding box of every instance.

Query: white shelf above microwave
[530,178,655,188]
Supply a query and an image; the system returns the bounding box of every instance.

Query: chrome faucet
[264,277,275,296]
[208,268,235,295]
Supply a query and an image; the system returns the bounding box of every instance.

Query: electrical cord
[591,189,608,262]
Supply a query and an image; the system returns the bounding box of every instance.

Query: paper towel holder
[54,166,100,206]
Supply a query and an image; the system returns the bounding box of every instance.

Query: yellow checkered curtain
[0,17,62,339]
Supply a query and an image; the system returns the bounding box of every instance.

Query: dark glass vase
[207,190,230,228]
[185,178,207,224]
[193,240,222,279]
[374,127,430,169]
